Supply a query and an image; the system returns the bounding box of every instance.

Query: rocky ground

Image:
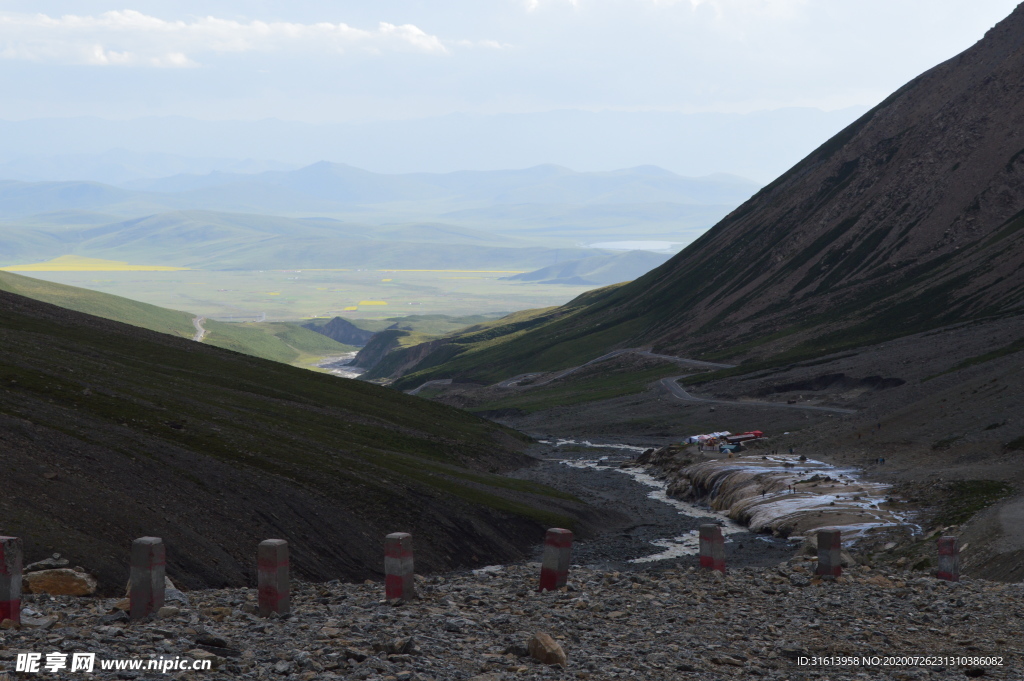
[1,560,1021,681]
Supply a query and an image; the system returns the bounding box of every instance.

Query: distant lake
[588,241,680,252]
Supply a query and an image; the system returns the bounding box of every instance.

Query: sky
[0,0,1019,123]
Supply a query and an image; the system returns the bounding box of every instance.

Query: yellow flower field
[1,255,190,272]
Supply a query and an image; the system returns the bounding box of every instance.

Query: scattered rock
[0,563,1012,680]
[99,611,129,624]
[444,617,475,632]
[23,554,69,573]
[19,615,56,629]
[503,642,530,657]
[185,648,222,669]
[383,636,417,655]
[165,587,191,606]
[527,632,567,665]
[789,573,810,587]
[341,647,370,662]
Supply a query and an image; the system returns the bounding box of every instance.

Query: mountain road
[192,316,207,342]
[659,375,857,414]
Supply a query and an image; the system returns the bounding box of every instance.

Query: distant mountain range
[120,162,757,208]
[0,108,866,183]
[0,149,295,186]
[0,162,758,217]
[0,164,760,271]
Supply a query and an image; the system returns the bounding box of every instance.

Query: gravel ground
[1,562,1020,680]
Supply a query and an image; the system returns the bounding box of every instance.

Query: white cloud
[524,0,581,11]
[0,10,449,67]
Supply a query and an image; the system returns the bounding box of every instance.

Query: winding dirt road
[405,378,452,396]
[405,347,856,414]
[192,316,207,342]
[496,348,734,388]
[659,375,856,414]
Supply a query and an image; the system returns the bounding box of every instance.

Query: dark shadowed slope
[0,291,602,593]
[386,4,1024,386]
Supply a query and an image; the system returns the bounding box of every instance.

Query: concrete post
[0,537,22,625]
[257,539,290,616]
[699,524,726,573]
[937,536,960,582]
[538,528,573,591]
[129,537,165,620]
[384,533,415,601]
[816,529,842,579]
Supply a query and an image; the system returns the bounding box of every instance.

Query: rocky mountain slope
[304,316,378,346]
[0,291,606,594]
[383,3,1024,386]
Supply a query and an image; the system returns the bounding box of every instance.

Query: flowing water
[541,439,751,563]
[317,352,365,379]
[538,440,918,566]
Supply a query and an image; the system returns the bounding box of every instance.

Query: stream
[317,352,365,379]
[515,438,918,570]
[511,439,792,571]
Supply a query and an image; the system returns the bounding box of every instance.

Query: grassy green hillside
[0,270,195,338]
[468,360,682,414]
[382,287,629,387]
[0,209,605,271]
[204,320,356,365]
[0,289,589,590]
[0,270,356,367]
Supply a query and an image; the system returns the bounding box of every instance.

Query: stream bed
[317,352,365,379]
[512,439,918,571]
[509,440,793,571]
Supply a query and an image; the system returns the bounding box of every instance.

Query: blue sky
[0,1,1019,122]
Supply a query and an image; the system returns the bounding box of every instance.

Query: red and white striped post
[384,532,415,602]
[129,537,165,620]
[538,528,573,591]
[257,539,290,616]
[937,536,960,582]
[699,524,726,573]
[816,529,842,579]
[0,536,22,626]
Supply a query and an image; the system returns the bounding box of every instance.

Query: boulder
[24,568,97,596]
[20,615,57,629]
[528,632,567,665]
